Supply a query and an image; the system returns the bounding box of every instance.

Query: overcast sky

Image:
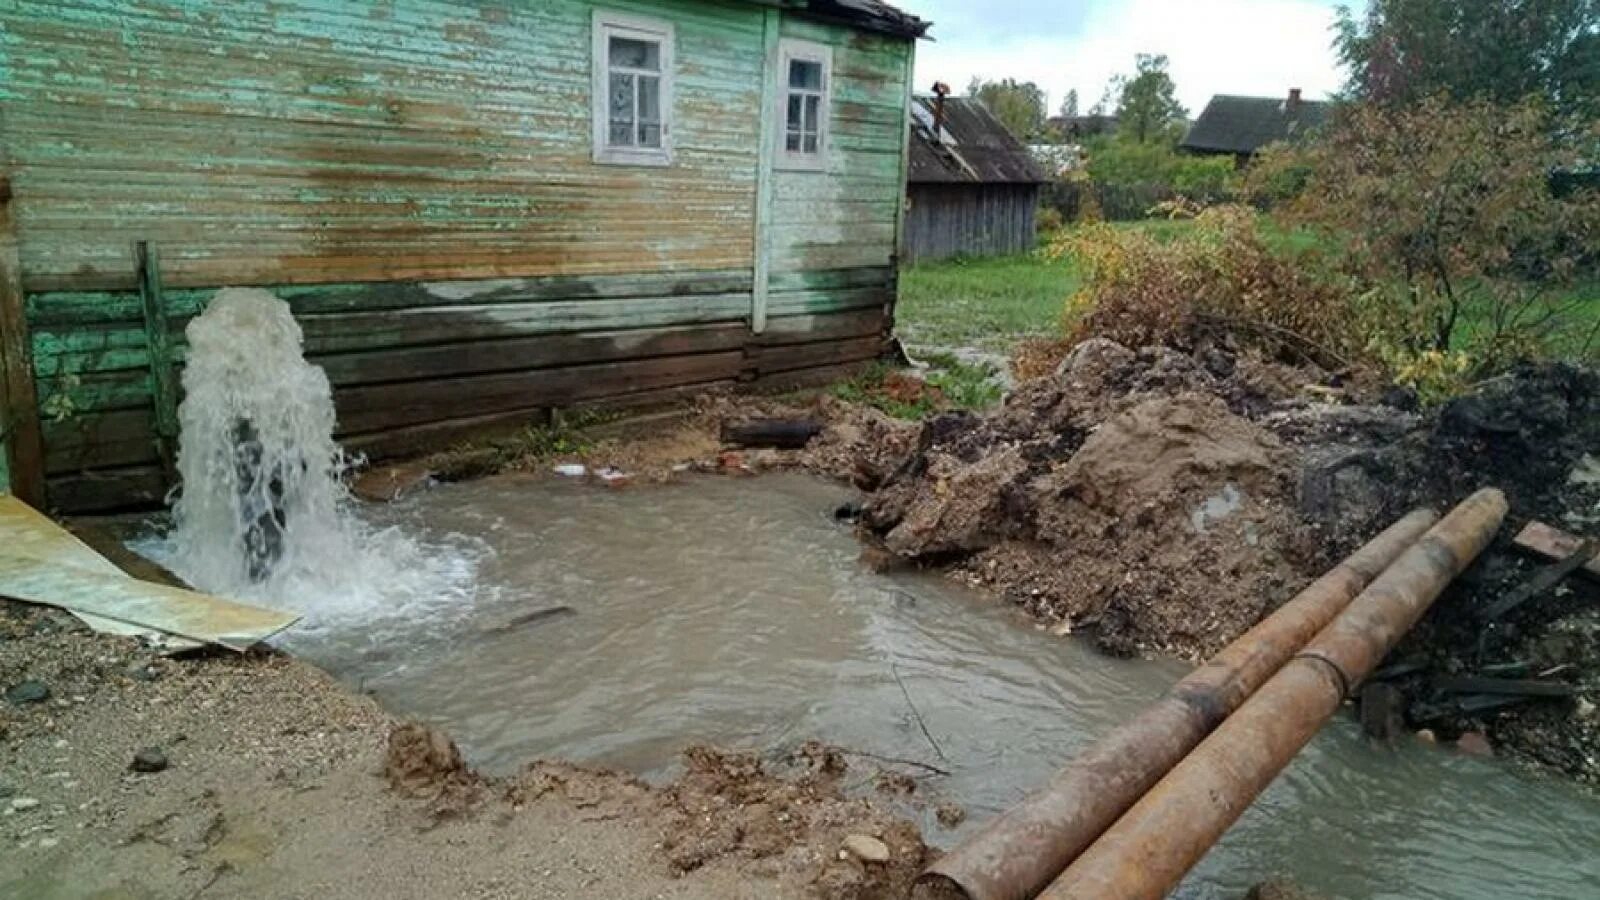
[904,0,1361,116]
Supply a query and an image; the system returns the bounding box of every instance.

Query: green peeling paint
[2,0,915,508]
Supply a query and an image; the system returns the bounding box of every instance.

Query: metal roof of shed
[908,96,1048,185]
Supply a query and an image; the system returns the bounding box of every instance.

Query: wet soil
[394,350,1600,787]
[0,603,930,900]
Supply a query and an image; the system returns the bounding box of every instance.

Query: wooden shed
[902,95,1047,263]
[0,0,928,512]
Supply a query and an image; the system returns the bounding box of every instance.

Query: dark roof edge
[777,0,929,39]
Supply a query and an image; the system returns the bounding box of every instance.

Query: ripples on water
[275,472,1598,900]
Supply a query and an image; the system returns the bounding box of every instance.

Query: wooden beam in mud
[0,175,46,506]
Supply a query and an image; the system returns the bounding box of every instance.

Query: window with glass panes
[777,40,831,170]
[593,13,672,165]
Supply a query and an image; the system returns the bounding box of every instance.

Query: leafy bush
[1083,136,1237,198]
[1259,96,1600,373]
[1051,205,1365,368]
[1035,205,1064,235]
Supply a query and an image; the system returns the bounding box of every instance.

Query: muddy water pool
[279,472,1598,900]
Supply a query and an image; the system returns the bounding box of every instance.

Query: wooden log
[1512,521,1600,580]
[0,175,46,505]
[482,605,576,636]
[720,418,824,449]
[1431,675,1576,698]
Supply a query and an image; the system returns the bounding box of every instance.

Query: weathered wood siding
[0,0,913,511]
[768,18,910,276]
[903,184,1040,263]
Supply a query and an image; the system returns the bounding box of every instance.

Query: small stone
[1415,729,1436,744]
[125,662,159,683]
[841,833,890,863]
[38,836,58,849]
[935,803,966,828]
[1455,731,1493,757]
[1576,697,1597,721]
[10,797,40,812]
[6,680,50,706]
[130,748,169,773]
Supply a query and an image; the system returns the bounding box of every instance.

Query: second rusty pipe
[919,506,1439,900]
[1039,487,1507,900]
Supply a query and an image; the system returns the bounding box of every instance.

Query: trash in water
[553,464,588,478]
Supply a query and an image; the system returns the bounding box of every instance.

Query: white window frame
[592,10,674,167]
[775,38,832,172]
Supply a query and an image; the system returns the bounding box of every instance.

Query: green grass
[830,354,1003,419]
[897,220,1211,353]
[898,217,1600,365]
[897,251,1080,352]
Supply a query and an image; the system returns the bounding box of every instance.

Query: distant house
[1181,89,1331,165]
[903,94,1049,263]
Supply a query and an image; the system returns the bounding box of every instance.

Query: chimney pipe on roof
[932,81,951,135]
[1288,87,1302,111]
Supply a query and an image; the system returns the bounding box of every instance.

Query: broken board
[1513,521,1600,580]
[0,495,297,650]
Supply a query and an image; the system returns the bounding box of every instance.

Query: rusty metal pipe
[919,507,1439,900]
[1038,487,1507,900]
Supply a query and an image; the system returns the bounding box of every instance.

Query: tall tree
[1113,54,1187,143]
[967,77,1048,140]
[1088,82,1115,117]
[1059,88,1080,119]
[1335,0,1599,121]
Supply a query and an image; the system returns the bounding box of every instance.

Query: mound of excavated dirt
[861,342,1313,659]
[849,345,1600,783]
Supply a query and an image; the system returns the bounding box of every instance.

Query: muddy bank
[0,602,931,899]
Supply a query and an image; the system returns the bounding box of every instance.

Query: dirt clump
[656,743,934,899]
[384,721,483,815]
[860,346,1310,659]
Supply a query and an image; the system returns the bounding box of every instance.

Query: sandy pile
[860,340,1314,658]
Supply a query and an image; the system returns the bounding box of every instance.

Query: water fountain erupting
[147,288,482,636]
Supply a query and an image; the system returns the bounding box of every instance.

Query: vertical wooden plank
[888,38,916,330]
[135,241,180,483]
[750,8,781,334]
[0,175,45,505]
[892,39,916,264]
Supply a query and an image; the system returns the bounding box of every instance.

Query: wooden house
[903,94,1046,263]
[0,0,927,512]
[1181,90,1330,166]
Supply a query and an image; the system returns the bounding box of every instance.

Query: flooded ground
[275,473,1597,900]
